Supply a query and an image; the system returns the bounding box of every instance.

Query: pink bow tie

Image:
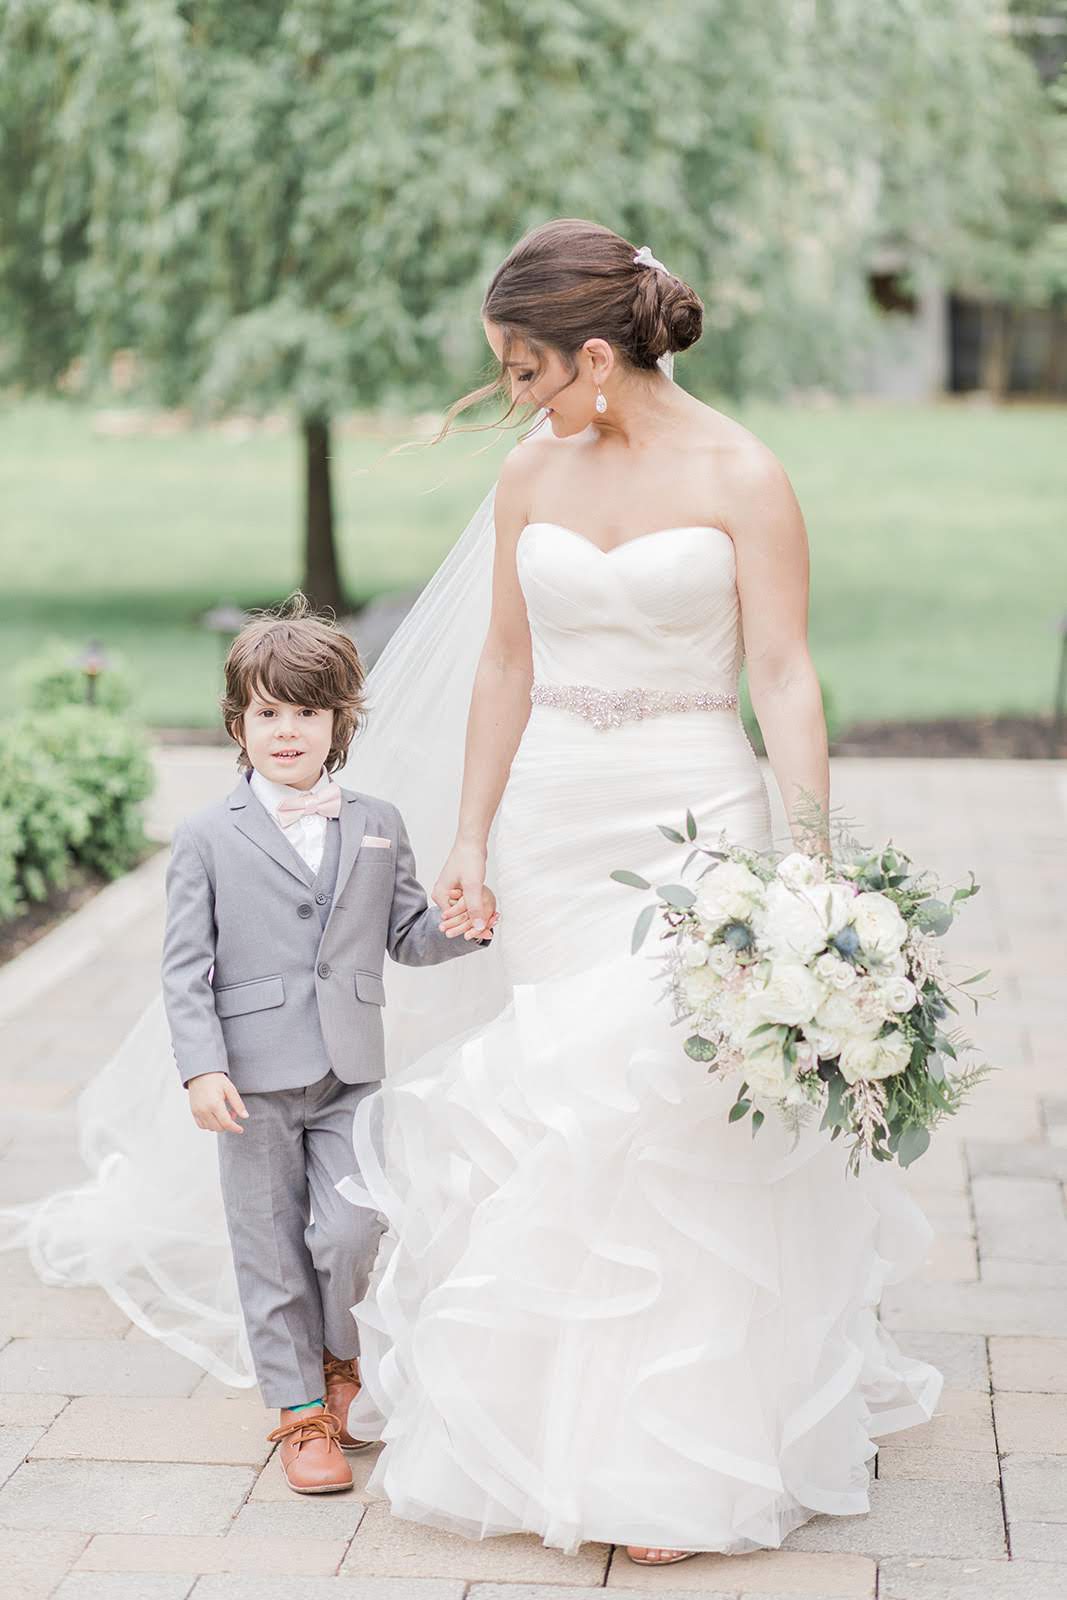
[276,782,342,826]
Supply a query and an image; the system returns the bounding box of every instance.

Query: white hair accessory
[633,244,672,276]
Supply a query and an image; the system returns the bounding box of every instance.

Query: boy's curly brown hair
[221,594,367,774]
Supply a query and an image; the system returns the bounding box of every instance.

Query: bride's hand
[433,844,490,933]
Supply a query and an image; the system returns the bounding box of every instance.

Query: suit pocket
[214,975,285,1018]
[354,970,386,1007]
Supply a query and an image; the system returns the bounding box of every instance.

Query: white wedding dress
[339,519,943,1556]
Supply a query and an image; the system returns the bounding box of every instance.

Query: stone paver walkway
[1,748,1065,1599]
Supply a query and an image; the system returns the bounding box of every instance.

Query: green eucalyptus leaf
[728,1099,751,1121]
[611,870,651,890]
[897,1125,931,1169]
[686,809,697,841]
[657,884,696,909]
[631,902,656,954]
[658,825,686,844]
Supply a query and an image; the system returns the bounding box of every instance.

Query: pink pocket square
[361,835,392,849]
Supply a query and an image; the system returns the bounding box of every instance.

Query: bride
[1,217,941,1566]
[336,218,942,1563]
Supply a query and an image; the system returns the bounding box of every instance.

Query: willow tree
[0,0,1050,605]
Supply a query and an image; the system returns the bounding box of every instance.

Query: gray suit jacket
[161,774,486,1093]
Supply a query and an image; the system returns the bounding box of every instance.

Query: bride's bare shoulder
[494,429,560,533]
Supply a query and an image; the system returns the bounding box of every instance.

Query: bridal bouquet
[612,811,994,1174]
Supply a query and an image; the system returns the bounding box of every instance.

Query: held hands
[433,844,500,941]
[440,886,500,941]
[188,1071,249,1134]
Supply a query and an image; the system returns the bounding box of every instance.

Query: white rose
[762,880,828,963]
[814,989,881,1046]
[813,950,857,990]
[852,892,908,961]
[750,961,825,1027]
[706,944,738,976]
[776,851,828,891]
[681,937,709,968]
[883,975,918,1013]
[743,1042,790,1099]
[680,963,722,1011]
[807,1024,843,1059]
[838,1028,912,1085]
[803,881,858,940]
[695,861,766,929]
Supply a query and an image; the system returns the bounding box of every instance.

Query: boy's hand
[188,1071,249,1133]
[441,887,500,942]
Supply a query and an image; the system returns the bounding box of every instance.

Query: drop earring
[594,386,607,415]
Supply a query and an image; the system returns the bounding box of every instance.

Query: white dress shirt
[249,765,333,874]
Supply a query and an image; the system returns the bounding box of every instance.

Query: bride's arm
[432,446,536,927]
[726,446,831,857]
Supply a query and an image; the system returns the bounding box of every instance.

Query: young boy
[161,597,497,1494]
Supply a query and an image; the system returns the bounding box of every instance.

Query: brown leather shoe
[323,1350,373,1451]
[267,1407,353,1494]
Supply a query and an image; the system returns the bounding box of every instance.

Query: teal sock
[286,1397,324,1413]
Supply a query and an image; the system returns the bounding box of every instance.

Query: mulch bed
[830,714,1065,760]
[0,847,162,968]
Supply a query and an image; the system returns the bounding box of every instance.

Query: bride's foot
[625,1547,698,1566]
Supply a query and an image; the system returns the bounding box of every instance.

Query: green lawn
[1,397,1063,728]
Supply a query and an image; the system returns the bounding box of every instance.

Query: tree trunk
[302,415,345,613]
[979,303,1016,398]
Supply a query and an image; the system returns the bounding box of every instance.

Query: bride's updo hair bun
[487,216,703,374]
[629,259,704,366]
[434,218,703,439]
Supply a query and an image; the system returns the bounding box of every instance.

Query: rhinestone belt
[530,681,739,730]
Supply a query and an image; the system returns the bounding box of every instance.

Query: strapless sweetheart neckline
[520,521,732,558]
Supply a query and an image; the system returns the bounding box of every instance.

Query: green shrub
[0,704,154,925]
[15,635,135,715]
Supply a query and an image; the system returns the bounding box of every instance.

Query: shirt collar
[249,764,330,821]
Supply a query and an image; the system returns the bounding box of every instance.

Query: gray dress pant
[216,1070,383,1407]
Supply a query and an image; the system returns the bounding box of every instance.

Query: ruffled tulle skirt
[340,707,943,1554]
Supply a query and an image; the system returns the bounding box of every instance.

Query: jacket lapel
[332,788,368,904]
[228,775,316,888]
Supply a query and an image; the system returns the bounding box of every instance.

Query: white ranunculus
[681,937,709,968]
[694,861,766,930]
[838,1028,912,1085]
[762,880,827,963]
[852,891,908,960]
[776,851,828,891]
[814,989,881,1048]
[750,961,825,1027]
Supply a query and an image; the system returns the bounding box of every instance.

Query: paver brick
[0,1337,202,1398]
[990,1337,1067,1394]
[0,1458,256,1535]
[1001,1454,1067,1523]
[342,1501,610,1585]
[995,1393,1067,1454]
[75,1534,347,1576]
[31,1396,272,1466]
[879,1556,1066,1598]
[605,1546,876,1593]
[780,1481,1005,1558]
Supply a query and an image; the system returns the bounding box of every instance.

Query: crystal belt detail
[530,681,738,730]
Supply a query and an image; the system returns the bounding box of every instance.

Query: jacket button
[317,961,331,979]
[297,903,313,918]
[315,892,329,906]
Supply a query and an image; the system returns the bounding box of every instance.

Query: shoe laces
[267,1410,342,1451]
